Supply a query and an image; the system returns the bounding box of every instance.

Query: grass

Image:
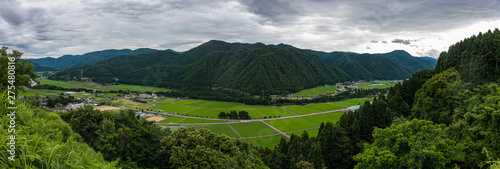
[245,135,283,149]
[230,122,278,138]
[356,81,396,89]
[301,114,341,124]
[184,108,263,119]
[159,116,186,123]
[39,79,169,92]
[255,108,296,118]
[282,106,322,114]
[193,124,239,138]
[307,103,346,111]
[346,98,374,104]
[293,85,340,96]
[287,128,320,138]
[328,111,345,117]
[174,100,243,108]
[155,103,197,113]
[178,118,227,123]
[330,101,360,107]
[265,118,319,132]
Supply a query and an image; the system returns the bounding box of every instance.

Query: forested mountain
[314,50,436,80]
[378,50,437,73]
[26,60,59,71]
[50,40,436,94]
[28,48,178,70]
[336,54,412,80]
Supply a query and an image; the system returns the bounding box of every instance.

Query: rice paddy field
[245,135,284,149]
[39,79,169,92]
[293,85,340,96]
[281,106,323,114]
[264,118,319,132]
[230,122,279,137]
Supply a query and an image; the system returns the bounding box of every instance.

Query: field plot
[174,100,243,108]
[357,81,396,89]
[330,101,359,107]
[39,79,168,92]
[155,103,197,113]
[282,106,322,114]
[112,99,147,109]
[255,108,296,118]
[287,128,320,138]
[301,114,340,124]
[145,116,165,122]
[178,118,227,123]
[94,105,121,111]
[293,85,339,96]
[328,111,345,117]
[346,98,374,104]
[184,108,263,119]
[230,122,278,138]
[265,118,319,132]
[159,116,186,123]
[245,135,283,149]
[193,124,239,138]
[307,103,346,111]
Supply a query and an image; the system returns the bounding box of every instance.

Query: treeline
[218,110,251,119]
[59,107,268,169]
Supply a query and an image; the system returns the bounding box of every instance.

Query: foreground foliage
[0,92,117,168]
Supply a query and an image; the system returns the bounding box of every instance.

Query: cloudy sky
[1,0,499,59]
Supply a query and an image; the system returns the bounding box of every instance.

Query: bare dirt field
[94,105,122,111]
[146,116,166,122]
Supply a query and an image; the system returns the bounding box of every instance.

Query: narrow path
[283,126,320,134]
[260,121,290,139]
[228,124,243,138]
[253,109,265,117]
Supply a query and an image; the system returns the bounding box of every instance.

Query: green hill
[50,40,434,94]
[28,48,178,70]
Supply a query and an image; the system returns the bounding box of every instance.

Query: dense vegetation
[59,107,268,168]
[0,93,117,168]
[50,40,435,95]
[0,46,37,93]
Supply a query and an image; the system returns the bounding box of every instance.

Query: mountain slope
[28,48,176,70]
[377,50,436,73]
[26,60,60,71]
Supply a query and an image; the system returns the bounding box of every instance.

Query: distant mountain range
[49,40,437,94]
[28,48,181,70]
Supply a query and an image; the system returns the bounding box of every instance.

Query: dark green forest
[49,40,435,95]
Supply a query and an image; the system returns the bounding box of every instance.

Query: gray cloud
[417,49,441,58]
[392,39,411,45]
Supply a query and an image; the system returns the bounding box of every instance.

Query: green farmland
[245,135,284,150]
[282,106,322,114]
[39,79,169,92]
[193,124,239,138]
[293,85,340,96]
[265,118,319,132]
[230,122,278,137]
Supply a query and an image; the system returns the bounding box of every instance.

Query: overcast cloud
[1,0,499,59]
